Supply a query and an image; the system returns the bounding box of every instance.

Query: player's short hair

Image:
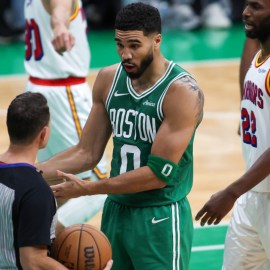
[7,92,50,145]
[114,2,161,35]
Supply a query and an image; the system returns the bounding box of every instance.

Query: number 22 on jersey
[241,107,257,148]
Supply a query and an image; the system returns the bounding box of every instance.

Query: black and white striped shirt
[0,163,57,270]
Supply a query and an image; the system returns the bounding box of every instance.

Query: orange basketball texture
[51,224,112,270]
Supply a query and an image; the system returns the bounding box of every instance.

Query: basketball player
[38,3,204,269]
[0,92,67,269]
[195,0,270,268]
[24,0,107,233]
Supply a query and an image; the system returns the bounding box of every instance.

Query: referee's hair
[7,92,50,145]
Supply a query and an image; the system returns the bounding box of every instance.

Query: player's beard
[246,16,270,43]
[123,51,154,79]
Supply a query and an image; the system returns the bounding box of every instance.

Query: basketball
[51,224,112,270]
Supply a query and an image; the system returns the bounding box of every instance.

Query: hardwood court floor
[0,60,245,228]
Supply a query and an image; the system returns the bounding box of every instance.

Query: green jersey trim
[126,61,175,100]
[105,64,123,110]
[157,72,191,121]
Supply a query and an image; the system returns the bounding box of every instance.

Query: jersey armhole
[265,69,270,97]
[70,0,80,21]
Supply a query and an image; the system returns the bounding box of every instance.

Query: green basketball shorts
[101,197,193,270]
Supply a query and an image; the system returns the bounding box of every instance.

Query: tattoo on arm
[180,75,204,125]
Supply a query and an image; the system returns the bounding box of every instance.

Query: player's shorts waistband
[29,76,86,86]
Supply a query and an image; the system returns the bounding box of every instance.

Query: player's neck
[259,41,270,60]
[0,144,38,165]
[132,57,169,92]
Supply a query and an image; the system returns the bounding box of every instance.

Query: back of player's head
[114,2,161,35]
[7,92,50,145]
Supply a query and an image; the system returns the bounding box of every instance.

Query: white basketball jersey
[241,50,270,192]
[24,0,90,78]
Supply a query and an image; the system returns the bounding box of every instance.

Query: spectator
[122,0,231,30]
[0,0,25,43]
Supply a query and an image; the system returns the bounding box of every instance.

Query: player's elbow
[149,175,167,190]
[77,143,103,171]
[80,149,103,172]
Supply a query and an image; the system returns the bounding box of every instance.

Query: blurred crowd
[0,0,246,44]
[84,0,245,30]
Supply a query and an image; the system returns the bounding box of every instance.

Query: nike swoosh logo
[151,217,170,224]
[114,91,129,97]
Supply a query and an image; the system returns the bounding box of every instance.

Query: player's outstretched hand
[103,260,113,270]
[52,23,75,54]
[195,188,238,226]
[51,170,87,199]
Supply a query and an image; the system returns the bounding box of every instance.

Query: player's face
[115,30,157,79]
[243,0,270,42]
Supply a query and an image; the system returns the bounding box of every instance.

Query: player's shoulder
[98,64,119,78]
[169,74,203,97]
[92,64,120,100]
[95,64,120,87]
[164,74,204,117]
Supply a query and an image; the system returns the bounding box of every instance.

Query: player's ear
[39,125,51,149]
[153,34,161,50]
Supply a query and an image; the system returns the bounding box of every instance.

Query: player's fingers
[213,216,222,225]
[195,207,207,221]
[56,170,72,183]
[56,170,81,184]
[56,169,66,179]
[52,37,67,54]
[52,38,61,51]
[50,183,63,193]
[56,33,74,52]
[104,260,113,270]
[199,212,213,227]
[63,36,71,51]
[70,35,75,47]
[51,183,70,199]
[206,215,218,225]
[66,34,75,51]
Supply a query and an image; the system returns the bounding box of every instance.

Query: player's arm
[51,75,204,198]
[151,75,203,163]
[20,246,68,270]
[42,0,76,52]
[38,66,114,183]
[195,147,270,226]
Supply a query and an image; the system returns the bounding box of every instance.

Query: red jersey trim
[29,76,86,86]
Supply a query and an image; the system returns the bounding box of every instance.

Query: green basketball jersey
[105,61,196,207]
